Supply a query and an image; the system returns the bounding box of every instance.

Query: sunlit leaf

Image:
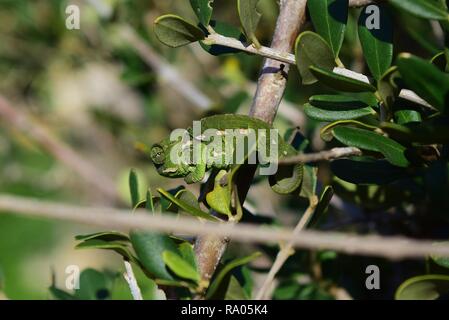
[162,250,200,283]
[130,231,179,281]
[308,0,348,58]
[332,126,409,167]
[358,5,393,80]
[395,275,449,300]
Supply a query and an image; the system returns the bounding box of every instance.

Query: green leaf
[75,231,129,242]
[75,269,111,300]
[309,186,334,228]
[395,275,449,300]
[394,110,422,125]
[237,0,262,48]
[130,231,179,281]
[158,188,218,221]
[431,51,447,71]
[224,276,249,300]
[309,66,377,92]
[200,21,245,56]
[206,252,261,299]
[377,66,400,108]
[331,158,409,184]
[399,12,441,55]
[320,119,379,141]
[309,93,378,109]
[332,126,409,167]
[358,5,393,80]
[304,103,375,121]
[129,169,139,208]
[178,242,198,271]
[295,31,337,85]
[162,251,200,283]
[381,121,449,144]
[75,239,135,262]
[154,14,205,48]
[308,0,348,58]
[431,242,449,269]
[49,286,77,300]
[190,0,214,26]
[300,166,318,199]
[389,0,449,21]
[397,53,449,111]
[146,188,155,213]
[206,170,232,216]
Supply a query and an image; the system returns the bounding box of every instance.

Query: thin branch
[205,34,432,109]
[255,196,318,300]
[193,0,308,298]
[117,25,211,110]
[119,25,306,125]
[333,68,434,109]
[279,147,363,165]
[0,96,119,202]
[203,33,295,65]
[123,260,143,300]
[1,194,449,260]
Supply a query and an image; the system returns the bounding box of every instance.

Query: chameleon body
[150,114,303,195]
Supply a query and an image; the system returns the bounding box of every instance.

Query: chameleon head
[150,144,165,165]
[150,139,192,178]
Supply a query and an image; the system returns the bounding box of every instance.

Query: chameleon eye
[150,146,165,165]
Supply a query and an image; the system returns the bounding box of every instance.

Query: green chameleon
[150,114,303,199]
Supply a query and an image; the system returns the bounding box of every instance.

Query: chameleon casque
[150,114,303,214]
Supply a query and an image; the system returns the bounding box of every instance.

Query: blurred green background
[0,0,447,300]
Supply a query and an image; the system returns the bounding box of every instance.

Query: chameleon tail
[268,163,303,194]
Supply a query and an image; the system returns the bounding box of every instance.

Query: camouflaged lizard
[150,114,303,196]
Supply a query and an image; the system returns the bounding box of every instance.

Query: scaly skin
[150,114,303,194]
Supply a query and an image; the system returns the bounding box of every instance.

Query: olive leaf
[162,250,200,283]
[206,252,261,299]
[395,275,449,300]
[307,0,348,58]
[130,231,179,281]
[129,169,140,208]
[157,188,219,221]
[237,0,262,48]
[389,0,449,21]
[310,66,377,92]
[332,126,409,167]
[154,14,205,48]
[190,0,214,26]
[397,53,449,112]
[358,5,393,81]
[295,31,337,85]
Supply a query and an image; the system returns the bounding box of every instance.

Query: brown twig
[193,0,308,297]
[1,194,449,260]
[255,196,318,300]
[279,147,363,165]
[0,96,119,202]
